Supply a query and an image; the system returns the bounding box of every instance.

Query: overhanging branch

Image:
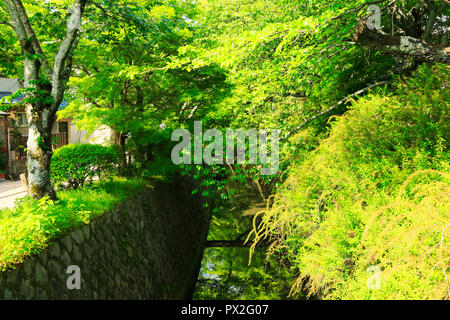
[354,21,450,64]
[0,20,14,28]
[284,80,389,140]
[206,240,268,248]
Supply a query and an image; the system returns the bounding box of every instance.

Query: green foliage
[0,177,146,271]
[2,0,449,300]
[250,64,450,299]
[51,144,118,189]
[57,0,229,177]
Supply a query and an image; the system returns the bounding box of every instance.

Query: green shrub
[250,64,450,299]
[51,144,118,189]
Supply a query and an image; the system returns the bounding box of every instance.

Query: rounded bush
[51,144,118,189]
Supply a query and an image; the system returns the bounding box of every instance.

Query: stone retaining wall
[0,178,210,299]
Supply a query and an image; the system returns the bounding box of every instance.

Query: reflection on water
[194,243,303,299]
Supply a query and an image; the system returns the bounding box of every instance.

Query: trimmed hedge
[51,144,118,189]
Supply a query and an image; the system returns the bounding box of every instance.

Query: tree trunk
[21,47,57,200]
[117,132,128,176]
[26,125,56,200]
[26,105,57,200]
[4,0,88,199]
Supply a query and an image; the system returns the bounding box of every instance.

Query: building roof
[0,78,67,108]
[0,78,24,104]
[0,78,21,93]
[0,91,12,99]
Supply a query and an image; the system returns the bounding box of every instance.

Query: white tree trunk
[26,113,56,199]
[4,0,87,199]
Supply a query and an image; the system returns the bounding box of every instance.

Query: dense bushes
[51,144,118,189]
[250,64,449,299]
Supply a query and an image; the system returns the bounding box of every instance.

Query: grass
[0,176,146,271]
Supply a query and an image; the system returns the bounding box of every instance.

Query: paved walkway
[0,180,27,210]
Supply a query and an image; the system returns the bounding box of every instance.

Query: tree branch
[91,1,127,23]
[206,240,268,248]
[0,20,14,28]
[3,0,32,55]
[354,19,450,64]
[50,0,88,112]
[10,0,53,78]
[284,81,389,140]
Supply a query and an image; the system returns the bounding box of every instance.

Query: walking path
[0,180,27,210]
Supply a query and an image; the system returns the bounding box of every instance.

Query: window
[15,113,28,127]
[58,121,68,133]
[17,136,27,159]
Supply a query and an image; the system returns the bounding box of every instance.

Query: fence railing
[51,132,68,150]
[14,132,68,161]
